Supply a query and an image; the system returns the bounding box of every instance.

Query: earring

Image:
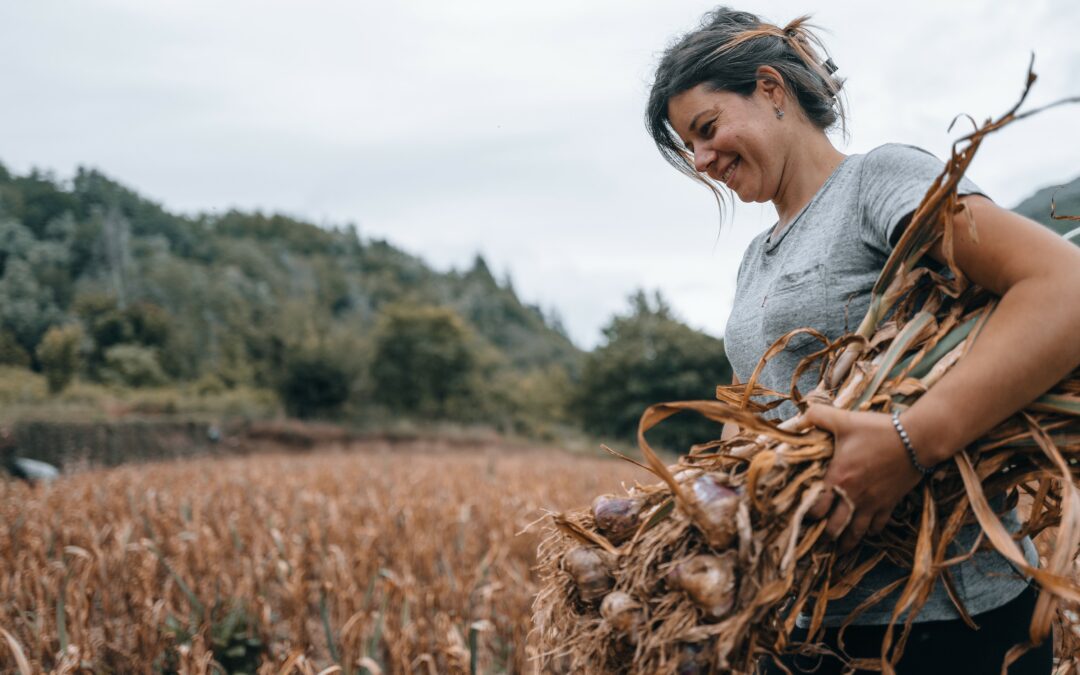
[775,107,785,119]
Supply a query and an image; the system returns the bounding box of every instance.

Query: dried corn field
[0,442,646,673]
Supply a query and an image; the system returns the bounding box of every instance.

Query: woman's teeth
[721,157,739,184]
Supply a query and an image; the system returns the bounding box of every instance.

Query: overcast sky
[2,0,1078,348]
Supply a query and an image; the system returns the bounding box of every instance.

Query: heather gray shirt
[723,143,1038,626]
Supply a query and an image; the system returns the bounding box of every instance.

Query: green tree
[278,350,351,419]
[2,170,79,238]
[36,324,84,393]
[0,259,65,354]
[371,304,477,417]
[74,294,172,374]
[0,329,30,367]
[492,363,574,438]
[576,290,733,453]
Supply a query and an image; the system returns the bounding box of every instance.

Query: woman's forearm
[902,273,1080,466]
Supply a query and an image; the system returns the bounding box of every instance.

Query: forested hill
[0,161,581,393]
[1,159,1074,442]
[1013,173,1080,237]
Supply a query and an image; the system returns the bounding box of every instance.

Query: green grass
[0,366,279,424]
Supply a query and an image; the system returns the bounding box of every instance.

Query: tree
[4,170,78,238]
[370,304,477,417]
[576,290,733,452]
[278,350,351,419]
[100,205,133,307]
[36,324,84,393]
[0,259,65,355]
[0,330,29,367]
[74,295,172,375]
[0,218,37,276]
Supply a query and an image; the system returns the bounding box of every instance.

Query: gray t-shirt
[723,143,1037,626]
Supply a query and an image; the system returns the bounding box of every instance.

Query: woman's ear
[754,65,786,108]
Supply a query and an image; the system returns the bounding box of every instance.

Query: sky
[2,0,1078,349]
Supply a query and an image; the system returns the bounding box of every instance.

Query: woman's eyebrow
[689,106,719,133]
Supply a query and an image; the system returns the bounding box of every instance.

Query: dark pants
[760,585,1053,674]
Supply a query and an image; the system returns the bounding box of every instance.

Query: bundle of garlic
[531,65,1080,674]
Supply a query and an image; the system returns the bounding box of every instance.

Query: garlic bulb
[689,474,739,550]
[673,467,703,484]
[668,552,738,619]
[600,591,642,639]
[591,494,642,545]
[563,547,612,603]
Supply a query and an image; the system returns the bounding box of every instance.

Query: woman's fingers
[803,404,848,523]
[839,512,873,553]
[807,486,835,521]
[869,510,891,536]
[825,492,853,540]
[803,404,846,435]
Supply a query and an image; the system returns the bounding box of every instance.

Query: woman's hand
[802,404,924,553]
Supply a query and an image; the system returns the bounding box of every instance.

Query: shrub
[193,373,228,396]
[0,366,47,405]
[36,324,84,393]
[99,344,168,388]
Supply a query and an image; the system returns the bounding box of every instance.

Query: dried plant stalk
[0,444,645,673]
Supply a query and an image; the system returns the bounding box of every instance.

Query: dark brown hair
[645,8,846,212]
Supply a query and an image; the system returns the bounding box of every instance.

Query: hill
[0,162,579,369]
[0,161,582,430]
[1012,173,1080,237]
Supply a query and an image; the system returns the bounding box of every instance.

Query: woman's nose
[693,146,715,174]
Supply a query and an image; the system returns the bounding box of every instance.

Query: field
[3,441,1078,674]
[0,442,644,674]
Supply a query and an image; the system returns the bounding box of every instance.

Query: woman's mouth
[720,156,739,185]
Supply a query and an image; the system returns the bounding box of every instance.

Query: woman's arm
[901,195,1080,465]
[805,195,1080,551]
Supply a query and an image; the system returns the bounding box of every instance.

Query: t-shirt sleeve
[858,143,988,255]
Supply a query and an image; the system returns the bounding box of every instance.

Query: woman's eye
[701,121,715,137]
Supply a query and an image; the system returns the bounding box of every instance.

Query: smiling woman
[639,6,1080,675]
[646,10,844,222]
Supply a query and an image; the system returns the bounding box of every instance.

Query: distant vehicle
[5,457,60,485]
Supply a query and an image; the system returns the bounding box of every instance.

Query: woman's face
[667,81,787,205]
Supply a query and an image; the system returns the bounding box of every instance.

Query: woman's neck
[772,134,847,230]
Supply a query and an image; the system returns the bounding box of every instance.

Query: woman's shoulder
[860,142,943,172]
[858,142,984,199]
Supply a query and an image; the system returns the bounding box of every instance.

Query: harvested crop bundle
[531,68,1080,674]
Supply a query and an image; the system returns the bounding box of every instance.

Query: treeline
[0,162,734,450]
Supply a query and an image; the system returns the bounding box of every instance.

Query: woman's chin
[730,183,768,205]
[728,186,752,203]
[725,174,750,202]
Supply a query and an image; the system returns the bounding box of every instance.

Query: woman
[645,7,1080,674]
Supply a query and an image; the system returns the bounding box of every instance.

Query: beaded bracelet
[891,410,935,477]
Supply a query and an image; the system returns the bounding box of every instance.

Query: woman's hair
[645,7,846,210]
